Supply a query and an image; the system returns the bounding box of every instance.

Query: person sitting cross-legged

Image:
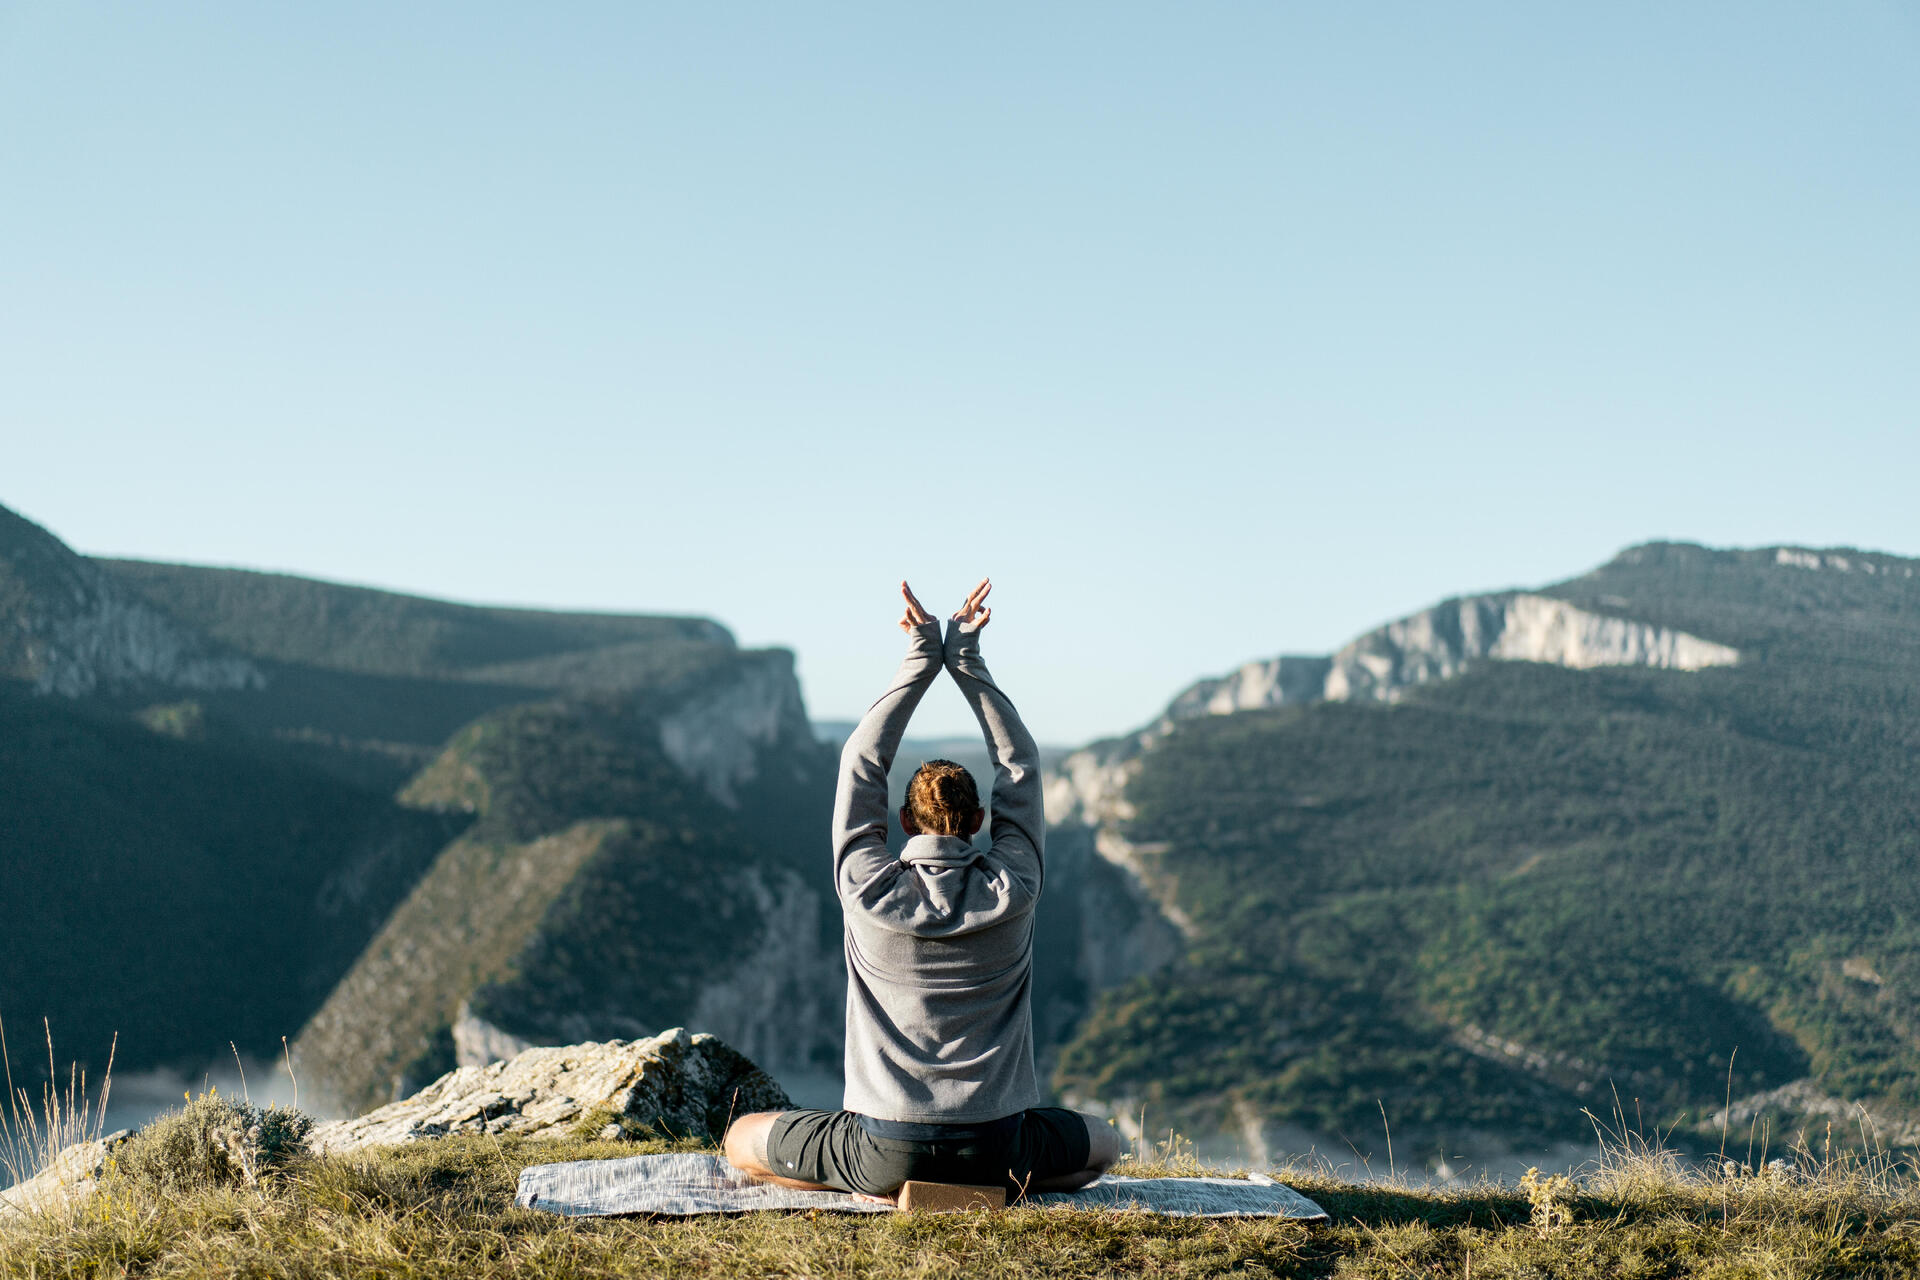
[724,578,1120,1202]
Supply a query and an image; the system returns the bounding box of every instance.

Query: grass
[7,1102,1920,1279]
[0,1016,116,1196]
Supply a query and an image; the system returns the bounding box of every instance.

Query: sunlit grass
[0,1014,116,1195]
[7,1085,1920,1278]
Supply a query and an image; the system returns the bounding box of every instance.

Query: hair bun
[906,759,981,837]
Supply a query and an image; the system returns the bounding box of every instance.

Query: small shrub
[1518,1165,1575,1236]
[134,701,206,739]
[111,1090,313,1192]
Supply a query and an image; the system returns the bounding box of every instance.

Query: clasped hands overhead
[898,579,990,634]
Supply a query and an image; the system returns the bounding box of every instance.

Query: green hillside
[101,559,729,688]
[0,501,800,1096]
[1055,544,1920,1157]
[295,673,838,1112]
[0,680,460,1067]
[16,494,1920,1164]
[97,559,739,792]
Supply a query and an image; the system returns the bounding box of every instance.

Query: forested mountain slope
[15,498,1918,1165]
[1048,543,1920,1163]
[292,653,841,1113]
[0,501,808,1096]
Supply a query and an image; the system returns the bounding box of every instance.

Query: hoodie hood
[897,832,980,870]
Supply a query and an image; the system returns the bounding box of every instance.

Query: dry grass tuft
[6,1099,1920,1277]
[0,1015,116,1192]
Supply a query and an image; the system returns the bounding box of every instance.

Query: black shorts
[765,1108,1092,1199]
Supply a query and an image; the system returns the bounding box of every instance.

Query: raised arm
[833,582,942,899]
[943,579,1045,889]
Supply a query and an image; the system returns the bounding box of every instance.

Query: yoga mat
[515,1152,1329,1220]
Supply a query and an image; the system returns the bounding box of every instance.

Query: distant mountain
[1045,543,1920,1167]
[0,498,1171,1118]
[1,505,262,696]
[294,652,844,1112]
[0,501,816,1108]
[101,557,730,690]
[1047,580,1745,831]
[17,499,1919,1170]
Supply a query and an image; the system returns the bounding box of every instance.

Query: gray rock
[308,1028,790,1153]
[452,1001,535,1068]
[657,650,816,808]
[0,1130,132,1218]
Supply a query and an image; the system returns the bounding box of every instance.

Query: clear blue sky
[3,3,1915,741]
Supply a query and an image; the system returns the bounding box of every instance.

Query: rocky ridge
[1047,588,1742,829]
[0,504,262,697]
[293,646,841,1113]
[1032,573,1755,1091]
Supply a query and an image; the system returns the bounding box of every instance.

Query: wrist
[942,618,983,661]
[907,619,943,656]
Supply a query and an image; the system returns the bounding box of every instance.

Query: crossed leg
[723,1108,1122,1200]
[723,1111,895,1205]
[722,1112,837,1191]
[1025,1111,1123,1193]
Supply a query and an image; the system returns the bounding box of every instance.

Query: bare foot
[850,1191,899,1208]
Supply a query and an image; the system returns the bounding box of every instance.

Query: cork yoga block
[897,1181,1007,1213]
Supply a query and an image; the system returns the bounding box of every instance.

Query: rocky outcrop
[1036,583,1750,1048]
[1048,591,1741,829]
[1044,731,1154,830]
[687,868,847,1076]
[6,1031,784,1209]
[0,1131,132,1218]
[658,651,816,808]
[1,504,262,697]
[1166,655,1333,722]
[308,1028,790,1153]
[1029,824,1190,1047]
[1773,547,1917,577]
[1172,593,1738,721]
[1329,592,1737,701]
[1705,1078,1920,1147]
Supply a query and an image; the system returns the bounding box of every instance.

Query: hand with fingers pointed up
[950,578,991,634]
[898,581,936,633]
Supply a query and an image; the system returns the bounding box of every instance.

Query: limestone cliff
[1049,587,1741,829]
[0,503,262,696]
[657,649,818,809]
[1035,563,1751,1051]
[1186,592,1738,716]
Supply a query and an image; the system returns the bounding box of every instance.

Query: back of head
[905,759,981,836]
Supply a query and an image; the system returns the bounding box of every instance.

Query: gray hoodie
[831,617,1045,1123]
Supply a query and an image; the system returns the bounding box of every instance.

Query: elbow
[838,739,891,782]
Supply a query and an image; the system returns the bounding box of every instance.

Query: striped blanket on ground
[515,1153,1329,1220]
